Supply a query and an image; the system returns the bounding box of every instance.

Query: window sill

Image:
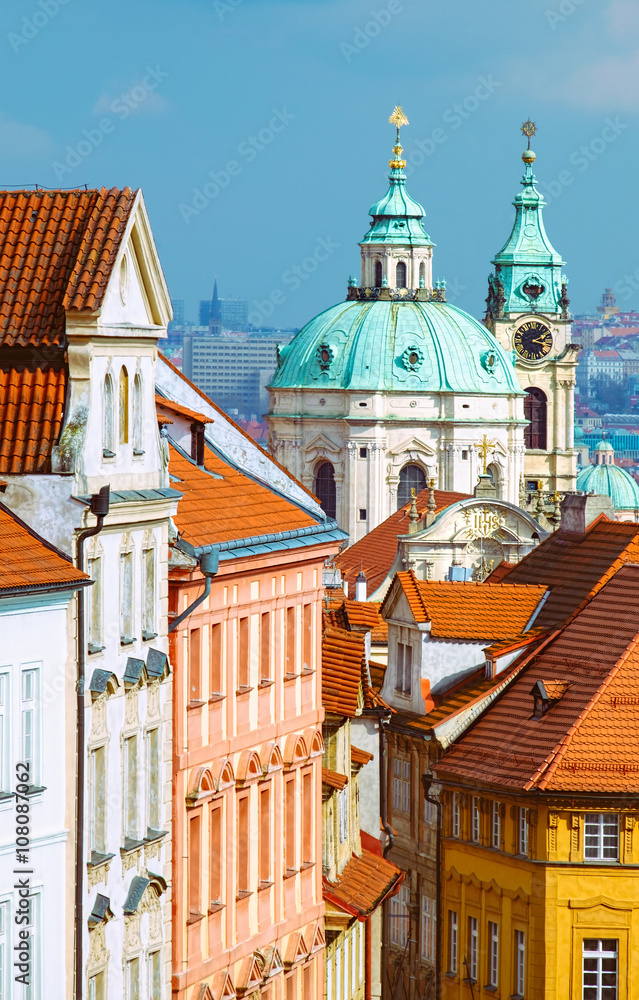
[88,851,115,869]
[21,785,46,797]
[187,912,205,925]
[102,449,116,459]
[133,448,145,457]
[142,630,157,641]
[120,636,137,647]
[236,685,253,696]
[284,673,298,682]
[208,693,226,703]
[236,890,252,901]
[208,902,225,915]
[394,689,412,698]
[145,829,168,844]
[187,700,206,710]
[259,679,274,688]
[301,668,315,676]
[121,838,145,854]
[88,643,105,655]
[300,861,315,871]
[484,987,497,993]
[283,867,298,880]
[258,880,274,892]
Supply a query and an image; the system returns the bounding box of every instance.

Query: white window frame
[89,743,107,855]
[488,921,499,987]
[492,801,501,849]
[0,672,9,795]
[0,898,9,1000]
[582,938,618,1000]
[452,793,460,839]
[23,889,41,1000]
[515,929,526,996]
[125,955,141,1000]
[424,797,436,823]
[468,915,478,982]
[87,556,103,651]
[471,796,480,842]
[584,813,619,861]
[142,548,156,640]
[338,786,348,843]
[120,550,135,644]
[88,970,106,1000]
[390,885,410,948]
[146,728,161,836]
[358,919,364,985]
[123,735,139,842]
[421,896,436,962]
[449,911,458,974]
[20,664,40,787]
[395,640,412,695]
[518,807,528,856]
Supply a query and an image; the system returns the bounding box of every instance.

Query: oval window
[408,352,419,366]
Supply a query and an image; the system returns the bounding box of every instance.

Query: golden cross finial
[389,106,409,169]
[477,435,496,474]
[521,119,537,149]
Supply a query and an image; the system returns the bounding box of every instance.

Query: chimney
[560,494,615,536]
[355,571,367,601]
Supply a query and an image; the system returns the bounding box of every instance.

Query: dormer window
[530,679,569,719]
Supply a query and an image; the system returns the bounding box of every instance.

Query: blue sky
[0,0,637,327]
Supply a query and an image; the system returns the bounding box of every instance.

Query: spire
[209,277,222,335]
[486,121,568,320]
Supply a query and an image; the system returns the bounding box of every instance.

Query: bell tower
[484,121,578,496]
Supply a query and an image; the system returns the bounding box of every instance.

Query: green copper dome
[271,299,522,394]
[576,462,639,511]
[362,166,433,247]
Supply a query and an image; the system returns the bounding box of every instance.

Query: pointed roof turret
[211,277,222,322]
[487,122,568,319]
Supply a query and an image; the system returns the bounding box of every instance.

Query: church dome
[271,297,522,395]
[576,461,639,510]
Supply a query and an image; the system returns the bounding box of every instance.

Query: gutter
[168,549,219,633]
[176,518,344,562]
[74,486,110,1000]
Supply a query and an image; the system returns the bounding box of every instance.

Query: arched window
[314,462,336,519]
[486,462,502,499]
[132,373,143,454]
[103,374,115,456]
[396,261,407,288]
[419,261,426,287]
[398,464,426,508]
[374,260,383,287]
[524,387,547,450]
[119,366,129,445]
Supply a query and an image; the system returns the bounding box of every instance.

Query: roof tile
[323,848,404,917]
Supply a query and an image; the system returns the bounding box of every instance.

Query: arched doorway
[524,388,547,450]
[314,462,336,519]
[398,464,426,508]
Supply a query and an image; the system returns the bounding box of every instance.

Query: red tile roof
[388,570,548,640]
[169,442,318,548]
[435,565,639,793]
[323,848,404,917]
[155,395,214,424]
[322,623,365,717]
[0,365,66,473]
[322,768,348,791]
[0,188,136,346]
[0,502,88,592]
[489,517,639,630]
[351,745,374,766]
[337,488,470,596]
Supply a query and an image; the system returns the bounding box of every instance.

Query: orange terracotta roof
[389,570,548,640]
[0,365,66,473]
[484,561,514,583]
[323,848,404,917]
[169,442,318,547]
[342,599,386,634]
[337,488,471,595]
[322,623,364,717]
[368,660,386,692]
[491,517,639,630]
[483,629,545,658]
[351,745,374,766]
[0,187,136,346]
[322,768,348,791]
[435,564,639,793]
[155,395,214,424]
[0,502,88,592]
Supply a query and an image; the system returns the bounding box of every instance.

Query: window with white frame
[584,814,619,861]
[146,728,161,836]
[125,956,140,1000]
[515,930,526,996]
[0,674,8,794]
[87,557,103,652]
[120,550,134,644]
[421,896,436,962]
[89,744,107,856]
[148,950,161,1000]
[395,641,412,695]
[471,796,480,842]
[142,548,156,640]
[132,373,144,454]
[390,885,410,948]
[0,900,8,1000]
[582,938,618,999]
[393,758,411,814]
[123,735,138,842]
[492,801,501,849]
[23,891,40,1000]
[452,793,460,838]
[518,807,528,856]
[88,971,106,1000]
[338,786,348,843]
[424,797,436,823]
[351,923,357,995]
[21,665,39,786]
[488,921,499,987]
[103,374,115,456]
[468,916,478,982]
[358,919,364,984]
[448,911,458,974]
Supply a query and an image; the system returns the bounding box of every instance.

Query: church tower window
[314,462,336,519]
[396,261,407,288]
[374,260,383,287]
[419,261,426,287]
[398,464,426,508]
[103,374,115,457]
[119,366,129,445]
[524,388,547,450]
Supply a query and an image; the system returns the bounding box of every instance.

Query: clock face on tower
[513,320,553,362]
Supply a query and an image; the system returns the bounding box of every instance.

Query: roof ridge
[527,632,639,791]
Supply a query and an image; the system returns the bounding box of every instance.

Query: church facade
[267,112,529,541]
